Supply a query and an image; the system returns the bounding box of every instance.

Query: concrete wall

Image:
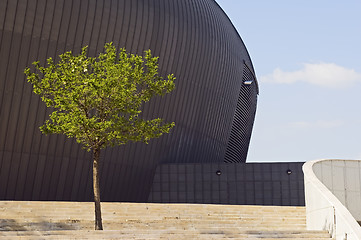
[148,162,305,206]
[313,160,361,221]
[303,159,361,240]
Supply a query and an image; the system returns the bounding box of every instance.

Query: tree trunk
[93,147,103,230]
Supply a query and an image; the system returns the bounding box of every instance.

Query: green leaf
[25,42,176,151]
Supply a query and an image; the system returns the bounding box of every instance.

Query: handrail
[303,159,361,240]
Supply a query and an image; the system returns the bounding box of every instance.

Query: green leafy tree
[24,43,175,230]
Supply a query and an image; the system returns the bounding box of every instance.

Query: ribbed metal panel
[224,62,258,163]
[0,0,258,202]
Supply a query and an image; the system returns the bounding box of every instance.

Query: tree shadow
[0,218,84,231]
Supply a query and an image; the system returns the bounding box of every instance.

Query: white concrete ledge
[303,159,361,240]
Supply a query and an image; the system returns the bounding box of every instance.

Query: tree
[24,43,175,230]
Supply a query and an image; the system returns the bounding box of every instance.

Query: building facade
[148,162,305,206]
[0,0,259,202]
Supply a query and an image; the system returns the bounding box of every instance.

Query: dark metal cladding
[148,162,305,206]
[0,0,258,202]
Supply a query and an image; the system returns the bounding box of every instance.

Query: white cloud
[260,63,361,88]
[289,120,344,129]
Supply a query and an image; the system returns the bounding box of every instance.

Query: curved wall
[0,0,258,202]
[303,159,361,239]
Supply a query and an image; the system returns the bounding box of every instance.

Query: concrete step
[0,236,334,240]
[0,201,332,239]
[1,202,307,219]
[0,201,306,212]
[0,230,332,239]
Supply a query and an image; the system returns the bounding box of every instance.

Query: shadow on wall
[148,162,305,206]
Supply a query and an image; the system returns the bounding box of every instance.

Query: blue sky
[216,1,361,162]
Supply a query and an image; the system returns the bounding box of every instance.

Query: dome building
[0,0,259,202]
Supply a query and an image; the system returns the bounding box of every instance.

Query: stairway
[0,201,332,239]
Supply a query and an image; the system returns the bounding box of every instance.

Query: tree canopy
[25,43,175,151]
